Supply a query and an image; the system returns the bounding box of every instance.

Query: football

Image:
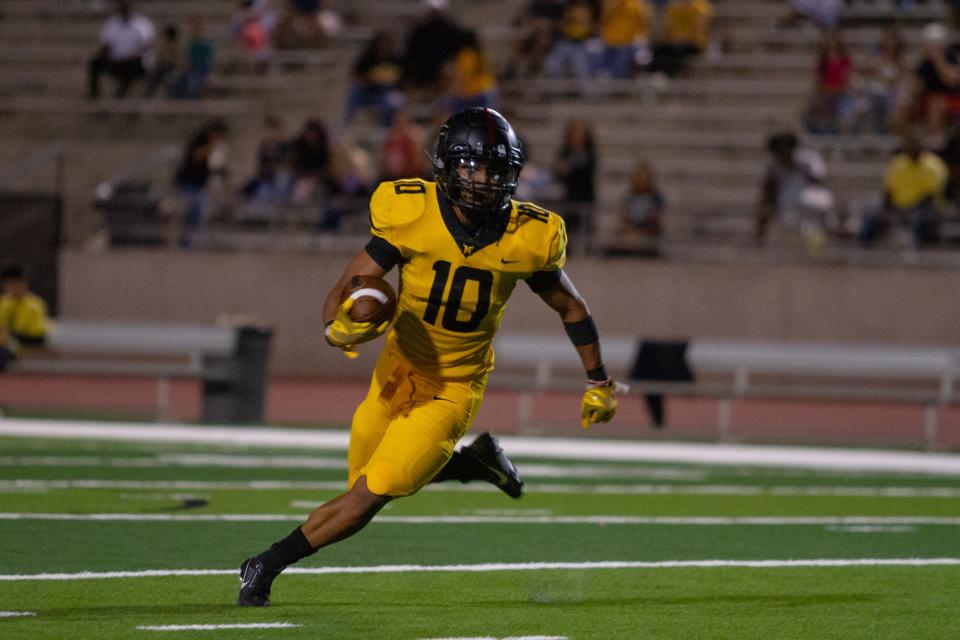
[342,275,397,326]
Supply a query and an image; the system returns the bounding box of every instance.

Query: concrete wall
[60,249,960,376]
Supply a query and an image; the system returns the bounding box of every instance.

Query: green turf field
[1,428,959,639]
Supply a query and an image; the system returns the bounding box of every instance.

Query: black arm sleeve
[524,269,562,294]
[365,236,402,271]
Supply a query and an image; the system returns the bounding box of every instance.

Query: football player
[238,108,625,606]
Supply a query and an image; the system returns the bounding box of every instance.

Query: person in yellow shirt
[543,0,598,96]
[446,30,498,112]
[651,0,713,76]
[861,133,947,247]
[599,0,650,78]
[237,108,627,607]
[0,264,49,370]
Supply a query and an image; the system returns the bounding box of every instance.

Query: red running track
[1,373,958,449]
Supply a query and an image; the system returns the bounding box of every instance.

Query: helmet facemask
[439,156,520,227]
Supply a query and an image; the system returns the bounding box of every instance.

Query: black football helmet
[432,108,525,227]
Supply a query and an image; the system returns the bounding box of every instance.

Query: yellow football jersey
[366,179,566,380]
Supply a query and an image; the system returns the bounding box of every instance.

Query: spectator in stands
[756,132,835,254]
[146,24,185,97]
[345,30,405,127]
[598,0,650,79]
[288,119,335,205]
[171,15,215,99]
[605,160,664,255]
[231,0,274,74]
[175,120,228,248]
[0,264,49,372]
[502,0,563,80]
[241,115,290,202]
[855,28,909,134]
[88,0,156,99]
[379,111,428,181]
[860,132,947,248]
[401,0,467,93]
[445,30,499,112]
[650,0,713,77]
[912,23,960,141]
[553,119,597,251]
[543,0,598,97]
[805,31,855,134]
[275,0,326,49]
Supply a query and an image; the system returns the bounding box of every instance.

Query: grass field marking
[8,480,960,499]
[136,623,301,631]
[3,558,960,582]
[5,418,960,474]
[419,637,567,640]
[4,513,960,526]
[0,454,348,470]
[0,611,36,618]
[0,480,350,492]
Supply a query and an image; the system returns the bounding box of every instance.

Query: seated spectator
[912,23,960,140]
[401,0,467,93]
[543,0,598,96]
[379,111,428,181]
[855,28,909,134]
[604,160,664,255]
[88,0,156,99]
[171,15,215,99]
[503,0,563,80]
[345,30,405,127]
[805,30,855,134]
[241,115,290,202]
[861,132,947,248]
[0,264,49,371]
[288,119,335,205]
[650,0,713,77]
[445,30,499,112]
[275,0,326,49]
[553,119,597,251]
[231,0,274,74]
[175,120,229,248]
[146,24,186,97]
[598,0,650,79]
[756,132,835,254]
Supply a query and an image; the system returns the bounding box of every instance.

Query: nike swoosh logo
[240,567,257,589]
[500,258,520,264]
[478,461,510,485]
[433,395,456,403]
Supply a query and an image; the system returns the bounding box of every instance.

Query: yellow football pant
[348,348,487,497]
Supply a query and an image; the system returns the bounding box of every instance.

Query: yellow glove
[324,298,389,359]
[580,379,629,429]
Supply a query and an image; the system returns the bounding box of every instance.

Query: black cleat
[462,432,524,499]
[237,557,278,607]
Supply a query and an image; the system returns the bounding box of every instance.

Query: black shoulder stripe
[394,181,426,194]
[517,203,549,223]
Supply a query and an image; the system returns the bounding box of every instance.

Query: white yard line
[5,479,960,498]
[0,611,36,618]
[137,623,300,631]
[3,512,960,526]
[2,558,959,582]
[420,637,567,640]
[4,418,960,475]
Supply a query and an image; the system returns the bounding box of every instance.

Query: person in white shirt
[88,0,156,98]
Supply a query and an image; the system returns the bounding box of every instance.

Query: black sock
[430,450,488,484]
[256,526,316,573]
